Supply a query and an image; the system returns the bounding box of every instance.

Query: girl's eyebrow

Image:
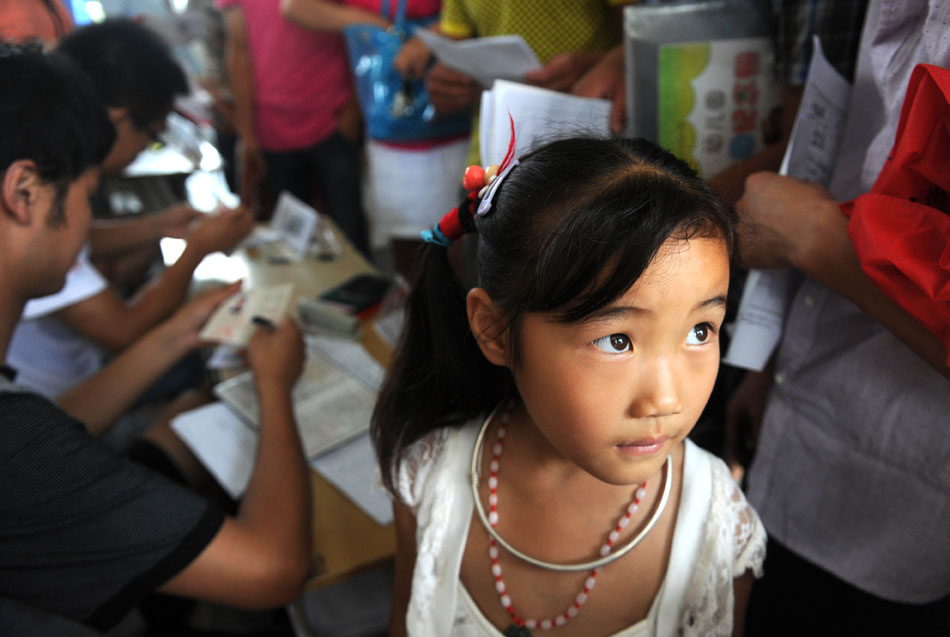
[587,294,728,322]
[696,294,728,311]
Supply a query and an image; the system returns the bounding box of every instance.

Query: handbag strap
[379,0,408,29]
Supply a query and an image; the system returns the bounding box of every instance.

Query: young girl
[373,136,765,636]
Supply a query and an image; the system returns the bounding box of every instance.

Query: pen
[251,315,276,331]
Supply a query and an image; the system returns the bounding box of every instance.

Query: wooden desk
[166,224,397,590]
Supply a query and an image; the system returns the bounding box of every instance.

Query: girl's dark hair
[372,136,736,495]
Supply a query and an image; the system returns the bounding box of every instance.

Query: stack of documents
[479,80,612,165]
[171,335,393,524]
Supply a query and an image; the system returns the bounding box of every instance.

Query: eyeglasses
[138,122,166,148]
[111,111,168,150]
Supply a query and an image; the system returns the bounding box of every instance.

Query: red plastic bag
[840,64,950,362]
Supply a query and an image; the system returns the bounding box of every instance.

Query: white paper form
[415,30,540,88]
[171,401,391,523]
[271,192,319,258]
[214,350,377,459]
[305,333,386,391]
[171,402,257,500]
[779,38,853,184]
[199,282,295,347]
[479,80,612,166]
[310,433,392,525]
[723,37,852,371]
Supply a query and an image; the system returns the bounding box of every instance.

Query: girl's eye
[686,323,714,345]
[592,334,632,354]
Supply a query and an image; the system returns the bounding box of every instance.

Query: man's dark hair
[0,42,115,224]
[57,19,189,130]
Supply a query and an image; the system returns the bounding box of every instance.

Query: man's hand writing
[248,319,305,391]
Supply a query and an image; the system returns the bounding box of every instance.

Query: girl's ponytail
[372,242,511,496]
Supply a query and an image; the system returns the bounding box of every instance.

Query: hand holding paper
[523,51,602,93]
[736,173,844,270]
[427,62,481,116]
[247,317,305,390]
[161,281,243,350]
[199,282,295,346]
[186,205,255,256]
[415,29,540,88]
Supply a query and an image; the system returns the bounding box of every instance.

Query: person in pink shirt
[219,0,369,254]
[280,0,469,275]
[0,0,72,46]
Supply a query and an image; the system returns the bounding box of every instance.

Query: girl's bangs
[527,175,730,324]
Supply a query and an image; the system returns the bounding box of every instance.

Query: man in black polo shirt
[0,44,311,633]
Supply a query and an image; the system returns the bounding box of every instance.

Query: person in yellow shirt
[397,0,624,165]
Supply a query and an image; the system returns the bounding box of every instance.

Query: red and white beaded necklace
[469,401,673,633]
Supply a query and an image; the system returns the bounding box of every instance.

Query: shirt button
[803,295,816,307]
[774,372,787,385]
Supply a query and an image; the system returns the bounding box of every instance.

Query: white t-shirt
[396,421,766,636]
[7,245,108,397]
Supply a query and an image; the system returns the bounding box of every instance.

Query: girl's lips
[616,435,670,456]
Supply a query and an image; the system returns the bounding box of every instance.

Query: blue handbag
[342,0,470,143]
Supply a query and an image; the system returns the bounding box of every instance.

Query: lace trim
[676,458,766,636]
[395,428,449,508]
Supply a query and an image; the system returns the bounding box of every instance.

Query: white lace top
[395,421,766,636]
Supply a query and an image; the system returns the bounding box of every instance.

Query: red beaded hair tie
[421,115,517,247]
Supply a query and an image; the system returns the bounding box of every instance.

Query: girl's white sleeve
[677,452,766,636]
[394,428,449,509]
[726,471,767,579]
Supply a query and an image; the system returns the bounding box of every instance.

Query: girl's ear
[467,287,510,367]
[1,160,41,226]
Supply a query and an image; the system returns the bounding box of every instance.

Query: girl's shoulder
[691,443,766,578]
[673,443,766,634]
[394,420,482,508]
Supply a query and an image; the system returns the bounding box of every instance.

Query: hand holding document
[415,30,540,88]
[199,282,294,346]
[723,37,852,371]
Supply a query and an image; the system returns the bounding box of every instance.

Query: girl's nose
[629,357,683,419]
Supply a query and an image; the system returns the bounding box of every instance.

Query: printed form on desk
[171,337,393,524]
[723,36,852,371]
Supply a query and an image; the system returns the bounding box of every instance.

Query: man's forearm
[224,9,257,144]
[90,215,167,259]
[796,210,950,377]
[280,0,388,31]
[58,323,192,434]
[738,172,949,377]
[237,379,311,567]
[110,245,205,343]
